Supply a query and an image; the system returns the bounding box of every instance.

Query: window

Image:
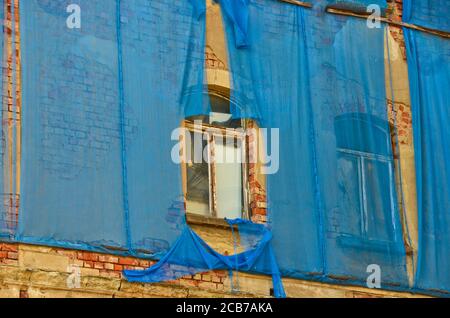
[182,92,249,220]
[335,113,397,243]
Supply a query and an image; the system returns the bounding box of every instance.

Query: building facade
[0,0,447,298]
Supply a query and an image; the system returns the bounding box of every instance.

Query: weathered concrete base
[0,243,428,298]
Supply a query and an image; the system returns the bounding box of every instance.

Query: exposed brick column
[246,121,267,223]
[1,0,20,236]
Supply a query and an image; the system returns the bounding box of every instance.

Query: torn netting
[216,0,250,48]
[404,29,450,293]
[223,0,323,276]
[403,0,449,32]
[124,219,286,298]
[222,0,407,287]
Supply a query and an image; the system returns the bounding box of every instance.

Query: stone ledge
[0,264,253,298]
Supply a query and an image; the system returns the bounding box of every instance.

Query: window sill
[336,234,404,255]
[186,213,234,230]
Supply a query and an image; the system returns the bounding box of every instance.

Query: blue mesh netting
[18,0,285,296]
[0,0,17,240]
[13,0,450,297]
[403,0,450,295]
[310,13,407,287]
[404,29,450,293]
[403,0,450,32]
[125,219,286,297]
[18,0,208,253]
[120,0,208,255]
[19,0,128,251]
[221,0,407,288]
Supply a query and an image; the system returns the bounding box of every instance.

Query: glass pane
[337,152,362,236]
[214,137,243,219]
[363,159,394,241]
[185,131,210,216]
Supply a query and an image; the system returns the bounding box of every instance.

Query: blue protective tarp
[19,0,128,251]
[119,0,207,255]
[403,0,450,32]
[215,0,389,49]
[310,13,407,286]
[223,0,323,276]
[18,0,285,295]
[216,0,249,48]
[404,29,450,293]
[18,0,207,254]
[0,0,18,239]
[16,0,449,296]
[222,0,407,287]
[124,219,286,298]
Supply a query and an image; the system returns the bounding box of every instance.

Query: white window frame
[182,120,250,220]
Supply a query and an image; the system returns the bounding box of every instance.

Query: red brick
[180,279,199,288]
[77,252,98,262]
[252,208,266,215]
[1,244,18,252]
[0,251,8,259]
[94,262,104,269]
[0,259,18,265]
[123,265,138,270]
[198,281,217,290]
[7,252,18,260]
[20,290,29,298]
[212,270,227,278]
[84,261,94,268]
[113,264,123,271]
[118,257,139,266]
[139,260,151,268]
[211,275,221,283]
[98,255,119,263]
[104,263,114,270]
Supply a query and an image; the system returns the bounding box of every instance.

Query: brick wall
[0,242,18,266]
[35,1,124,179]
[0,241,232,298]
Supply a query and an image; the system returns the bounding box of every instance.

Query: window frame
[181,119,250,220]
[334,113,402,248]
[337,146,397,241]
